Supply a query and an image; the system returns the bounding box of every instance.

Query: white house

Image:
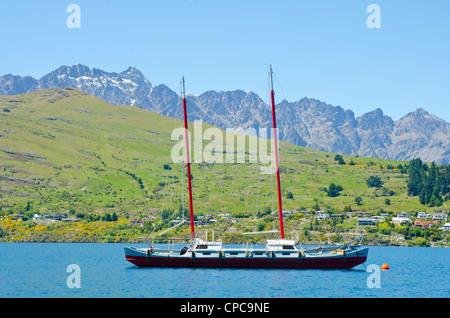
[129,220,143,226]
[316,213,329,221]
[371,216,385,223]
[357,218,375,226]
[417,212,431,219]
[443,223,450,231]
[392,217,411,225]
[398,212,410,218]
[32,214,43,220]
[432,213,447,221]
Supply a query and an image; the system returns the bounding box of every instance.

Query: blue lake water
[0,243,449,298]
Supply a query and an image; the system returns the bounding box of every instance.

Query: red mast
[181,76,195,238]
[269,66,285,239]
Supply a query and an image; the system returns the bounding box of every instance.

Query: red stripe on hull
[125,255,367,269]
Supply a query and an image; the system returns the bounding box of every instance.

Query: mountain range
[1,64,449,164]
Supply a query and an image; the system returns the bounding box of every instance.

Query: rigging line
[178,81,185,221]
[181,158,184,220]
[269,127,275,233]
[244,166,251,217]
[254,167,261,217]
[268,70,277,235]
[264,67,276,234]
[265,70,271,111]
[273,72,288,103]
[150,110,179,236]
[149,157,171,236]
[164,103,183,226]
[167,148,177,210]
[254,167,265,226]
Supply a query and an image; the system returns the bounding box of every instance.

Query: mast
[181,76,195,238]
[269,65,285,239]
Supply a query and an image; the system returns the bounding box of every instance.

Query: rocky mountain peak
[0,65,449,164]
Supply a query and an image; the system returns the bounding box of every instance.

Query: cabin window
[254,252,263,255]
[230,252,238,255]
[196,245,208,249]
[202,252,211,255]
[282,245,295,250]
[282,252,291,255]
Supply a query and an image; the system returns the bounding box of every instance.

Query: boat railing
[195,230,222,243]
[303,233,366,255]
[146,240,183,255]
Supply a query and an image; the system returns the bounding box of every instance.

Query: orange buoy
[381,263,389,270]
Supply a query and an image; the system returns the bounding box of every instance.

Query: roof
[266,239,296,246]
[358,217,374,221]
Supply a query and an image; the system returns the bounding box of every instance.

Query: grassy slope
[0,88,445,222]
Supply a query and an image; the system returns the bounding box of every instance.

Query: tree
[428,194,443,207]
[256,219,266,232]
[407,158,425,196]
[355,196,363,206]
[161,209,172,220]
[343,205,353,212]
[286,191,294,199]
[334,154,345,165]
[411,237,430,247]
[326,183,343,197]
[366,176,384,188]
[311,203,320,212]
[385,198,391,205]
[407,159,449,206]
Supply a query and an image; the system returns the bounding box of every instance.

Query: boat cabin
[265,239,298,251]
[192,238,222,251]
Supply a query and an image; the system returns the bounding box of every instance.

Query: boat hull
[124,247,368,269]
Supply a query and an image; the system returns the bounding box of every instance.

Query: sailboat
[124,66,369,269]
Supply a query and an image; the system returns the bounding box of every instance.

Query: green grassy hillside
[0,87,444,217]
[0,88,448,244]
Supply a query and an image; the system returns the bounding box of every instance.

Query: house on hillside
[32,214,43,220]
[414,220,438,229]
[357,218,375,226]
[392,217,411,225]
[129,220,143,226]
[371,216,385,223]
[398,212,410,218]
[417,212,431,219]
[316,213,329,221]
[432,213,447,221]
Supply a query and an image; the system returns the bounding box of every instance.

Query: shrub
[366,176,384,188]
[326,183,343,197]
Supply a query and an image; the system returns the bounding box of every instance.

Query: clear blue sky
[1,0,449,122]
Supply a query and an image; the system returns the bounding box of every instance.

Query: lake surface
[0,243,449,298]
